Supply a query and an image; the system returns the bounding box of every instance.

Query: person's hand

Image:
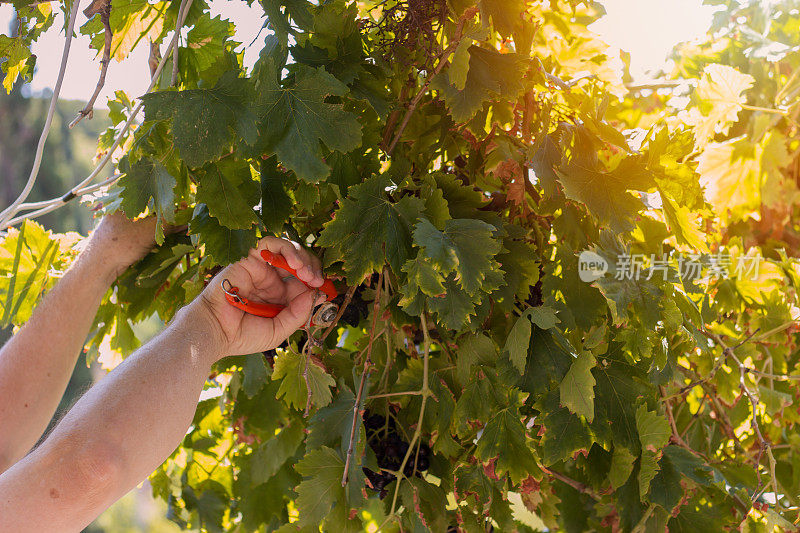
[84,213,158,281]
[183,237,325,359]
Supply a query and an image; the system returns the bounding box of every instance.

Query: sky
[0,0,716,106]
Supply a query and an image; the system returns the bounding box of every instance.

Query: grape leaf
[476,408,539,483]
[307,387,355,450]
[479,0,525,37]
[179,14,237,87]
[456,333,497,384]
[556,156,651,233]
[195,161,259,229]
[260,157,294,234]
[537,390,594,466]
[559,350,596,422]
[685,64,755,148]
[412,217,502,296]
[117,156,177,226]
[318,175,424,280]
[272,350,335,411]
[189,204,257,266]
[141,71,259,167]
[250,422,304,486]
[529,306,560,330]
[636,405,671,452]
[433,46,525,122]
[609,446,636,489]
[425,277,481,329]
[294,446,346,526]
[0,36,34,92]
[253,59,362,182]
[504,311,532,373]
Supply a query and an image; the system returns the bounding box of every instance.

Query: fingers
[270,289,317,342]
[257,237,324,287]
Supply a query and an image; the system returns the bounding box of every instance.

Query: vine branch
[0,0,81,227]
[703,330,781,509]
[342,270,383,485]
[389,310,432,515]
[70,0,113,129]
[384,11,472,155]
[0,0,195,231]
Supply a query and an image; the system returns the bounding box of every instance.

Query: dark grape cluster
[261,349,277,369]
[362,411,431,499]
[332,285,369,327]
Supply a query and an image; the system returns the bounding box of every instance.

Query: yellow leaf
[684,64,754,148]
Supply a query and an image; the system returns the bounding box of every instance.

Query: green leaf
[528,306,560,329]
[0,35,34,92]
[179,14,237,87]
[250,422,305,486]
[307,387,356,450]
[479,0,525,37]
[758,385,793,415]
[555,156,649,233]
[591,346,654,453]
[537,390,594,466]
[425,277,481,329]
[639,449,661,499]
[456,333,497,383]
[403,260,446,297]
[294,446,345,527]
[476,408,539,483]
[635,405,671,452]
[260,157,294,234]
[520,326,577,396]
[118,156,177,224]
[272,350,335,411]
[504,311,532,373]
[559,350,596,423]
[242,355,269,398]
[253,60,362,182]
[195,161,259,229]
[609,446,636,490]
[412,217,501,296]
[433,46,525,122]
[141,71,258,167]
[318,174,424,280]
[190,204,258,266]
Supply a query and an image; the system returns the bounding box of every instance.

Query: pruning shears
[221,250,338,326]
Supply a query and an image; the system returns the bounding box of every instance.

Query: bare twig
[538,461,600,500]
[171,0,184,86]
[631,503,657,533]
[660,386,710,462]
[704,331,782,509]
[342,271,383,485]
[301,291,321,416]
[389,311,433,514]
[0,0,195,231]
[0,0,82,227]
[70,0,112,129]
[368,390,423,400]
[665,328,761,400]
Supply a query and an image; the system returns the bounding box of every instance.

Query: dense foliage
[4,0,800,531]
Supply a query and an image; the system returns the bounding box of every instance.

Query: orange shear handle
[222,250,337,319]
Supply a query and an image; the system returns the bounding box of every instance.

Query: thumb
[271,289,317,341]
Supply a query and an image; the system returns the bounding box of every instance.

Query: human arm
[0,239,324,532]
[0,213,158,473]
